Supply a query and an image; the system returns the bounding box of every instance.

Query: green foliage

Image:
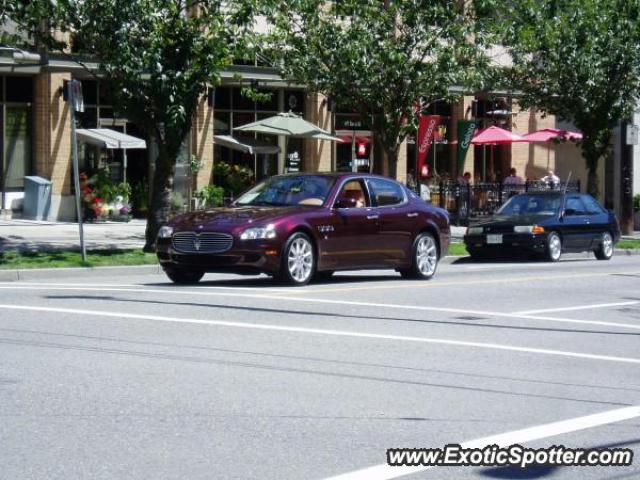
[190,155,202,175]
[5,0,262,248]
[504,0,640,196]
[170,191,185,212]
[213,161,254,196]
[633,194,640,213]
[264,0,497,177]
[0,249,157,269]
[197,185,225,207]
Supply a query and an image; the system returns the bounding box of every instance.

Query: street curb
[614,248,640,256]
[0,264,162,282]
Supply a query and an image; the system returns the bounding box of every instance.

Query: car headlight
[467,227,483,235]
[514,225,545,234]
[157,226,174,238]
[240,224,277,240]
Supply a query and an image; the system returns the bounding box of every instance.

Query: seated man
[341,181,367,208]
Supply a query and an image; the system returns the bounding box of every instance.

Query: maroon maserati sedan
[156,173,450,285]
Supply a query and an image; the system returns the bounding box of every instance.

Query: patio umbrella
[234,112,344,174]
[522,128,583,142]
[471,126,526,180]
[522,128,583,170]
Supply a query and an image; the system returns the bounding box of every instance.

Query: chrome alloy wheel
[416,234,438,276]
[287,237,313,283]
[548,232,562,261]
[602,232,613,257]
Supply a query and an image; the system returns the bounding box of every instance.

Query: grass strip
[0,249,157,270]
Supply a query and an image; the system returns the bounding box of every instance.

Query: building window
[0,76,33,193]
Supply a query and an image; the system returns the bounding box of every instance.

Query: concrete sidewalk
[0,219,146,252]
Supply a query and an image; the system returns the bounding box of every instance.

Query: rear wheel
[594,232,614,260]
[278,232,315,286]
[163,267,204,284]
[545,232,562,262]
[400,232,439,280]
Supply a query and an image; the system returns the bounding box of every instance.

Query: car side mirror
[335,197,357,209]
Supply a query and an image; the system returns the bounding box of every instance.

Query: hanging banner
[417,115,440,177]
[456,120,477,175]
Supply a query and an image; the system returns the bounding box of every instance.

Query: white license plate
[486,234,503,244]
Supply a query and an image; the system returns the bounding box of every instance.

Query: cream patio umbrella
[234,112,344,173]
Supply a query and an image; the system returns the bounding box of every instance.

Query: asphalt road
[0,255,639,480]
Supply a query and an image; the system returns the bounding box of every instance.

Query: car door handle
[407,212,419,217]
[367,215,379,220]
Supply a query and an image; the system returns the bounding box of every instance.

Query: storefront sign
[286,151,300,173]
[417,115,440,177]
[456,120,478,174]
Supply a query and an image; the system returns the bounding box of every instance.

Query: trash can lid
[24,176,52,185]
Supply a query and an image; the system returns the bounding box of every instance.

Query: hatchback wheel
[594,232,614,260]
[400,232,438,280]
[545,232,562,262]
[163,267,204,284]
[279,232,315,286]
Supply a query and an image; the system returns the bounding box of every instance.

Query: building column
[304,92,332,172]
[34,71,75,220]
[192,94,214,192]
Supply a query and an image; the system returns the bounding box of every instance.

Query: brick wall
[192,95,214,190]
[33,71,72,195]
[304,92,333,172]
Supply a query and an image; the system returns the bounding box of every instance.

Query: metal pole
[69,88,86,262]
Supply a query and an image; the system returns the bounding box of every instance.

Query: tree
[265,0,496,179]
[504,0,640,196]
[3,0,259,250]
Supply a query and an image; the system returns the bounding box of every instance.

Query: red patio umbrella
[470,126,525,180]
[522,128,583,142]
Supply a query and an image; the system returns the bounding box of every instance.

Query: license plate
[486,234,503,244]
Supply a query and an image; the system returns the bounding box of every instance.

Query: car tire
[278,232,315,286]
[400,232,439,280]
[163,267,204,284]
[594,232,614,260]
[545,232,562,262]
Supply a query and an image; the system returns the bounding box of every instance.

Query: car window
[336,179,369,208]
[234,175,335,207]
[367,178,405,207]
[497,194,562,216]
[581,195,606,215]
[565,196,587,215]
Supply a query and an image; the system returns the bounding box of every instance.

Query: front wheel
[163,267,204,284]
[594,232,614,260]
[278,232,315,286]
[400,232,439,280]
[545,232,562,262]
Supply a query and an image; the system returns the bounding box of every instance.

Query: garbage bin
[23,176,52,220]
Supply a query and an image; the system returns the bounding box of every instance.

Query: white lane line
[516,301,640,315]
[0,304,639,365]
[0,284,639,332]
[326,405,640,480]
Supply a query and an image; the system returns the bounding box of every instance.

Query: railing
[425,180,581,225]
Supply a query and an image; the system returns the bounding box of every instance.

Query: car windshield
[497,194,562,216]
[234,175,336,207]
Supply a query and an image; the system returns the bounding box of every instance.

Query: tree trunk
[586,167,599,198]
[143,145,176,252]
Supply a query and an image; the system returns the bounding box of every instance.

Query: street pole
[621,122,635,235]
[68,80,87,261]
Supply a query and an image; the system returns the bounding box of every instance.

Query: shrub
[633,194,640,212]
[197,185,225,208]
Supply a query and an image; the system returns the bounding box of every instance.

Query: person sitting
[503,168,524,186]
[541,170,560,189]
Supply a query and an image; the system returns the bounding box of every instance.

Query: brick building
[0,50,591,222]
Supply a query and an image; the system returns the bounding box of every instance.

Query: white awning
[214,135,280,155]
[76,128,147,149]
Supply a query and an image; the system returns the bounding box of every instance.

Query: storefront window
[1,76,33,194]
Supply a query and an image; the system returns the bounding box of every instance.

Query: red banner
[417,115,441,177]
